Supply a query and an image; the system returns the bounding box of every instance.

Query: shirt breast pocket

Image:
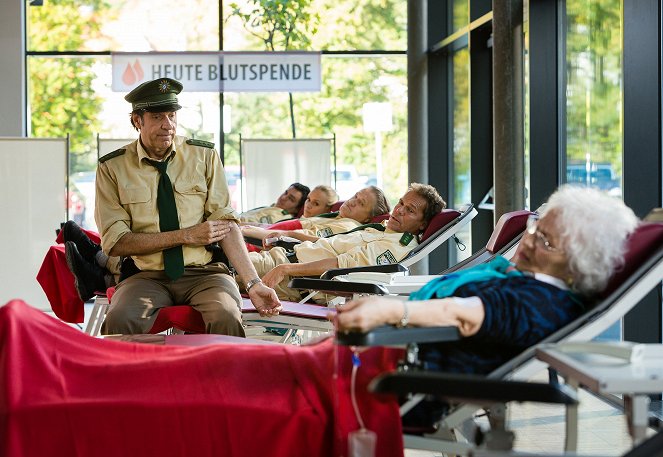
[118,186,151,205]
[174,180,208,211]
[174,180,207,195]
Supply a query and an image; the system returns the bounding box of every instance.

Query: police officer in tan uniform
[95,77,281,335]
[247,183,446,301]
[239,183,310,224]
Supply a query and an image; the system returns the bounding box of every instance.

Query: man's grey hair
[541,184,639,296]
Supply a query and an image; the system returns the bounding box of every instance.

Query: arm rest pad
[370,371,578,406]
[321,263,409,280]
[335,325,460,346]
[288,278,390,296]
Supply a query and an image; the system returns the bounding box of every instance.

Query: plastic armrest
[274,240,300,251]
[288,278,389,297]
[369,371,578,406]
[320,263,409,280]
[335,325,460,346]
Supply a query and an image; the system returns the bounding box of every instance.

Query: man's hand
[248,283,282,317]
[262,264,289,289]
[185,220,233,245]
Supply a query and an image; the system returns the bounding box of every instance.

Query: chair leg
[85,295,109,336]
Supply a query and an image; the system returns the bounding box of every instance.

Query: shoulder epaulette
[99,148,126,163]
[186,138,215,149]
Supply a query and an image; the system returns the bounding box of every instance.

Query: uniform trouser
[101,263,245,336]
[247,247,304,302]
[107,256,121,275]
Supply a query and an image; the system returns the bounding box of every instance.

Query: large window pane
[452,48,471,262]
[565,0,623,199]
[223,1,406,52]
[452,1,470,33]
[27,0,220,52]
[223,55,408,207]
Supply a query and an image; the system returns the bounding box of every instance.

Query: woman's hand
[331,296,402,333]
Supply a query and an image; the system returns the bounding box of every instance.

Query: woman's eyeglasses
[526,215,563,253]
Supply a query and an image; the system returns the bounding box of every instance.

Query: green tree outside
[27,0,113,173]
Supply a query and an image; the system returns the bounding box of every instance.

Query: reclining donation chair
[289,209,533,299]
[331,221,663,455]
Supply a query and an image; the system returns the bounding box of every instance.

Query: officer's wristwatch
[245,277,263,293]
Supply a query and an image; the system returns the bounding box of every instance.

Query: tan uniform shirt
[95,135,239,271]
[294,222,419,268]
[298,216,362,238]
[240,206,292,224]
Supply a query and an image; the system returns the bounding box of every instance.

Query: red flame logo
[122,60,145,86]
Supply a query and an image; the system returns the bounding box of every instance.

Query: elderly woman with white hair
[334,185,639,423]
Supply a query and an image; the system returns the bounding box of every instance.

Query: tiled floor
[48,304,651,456]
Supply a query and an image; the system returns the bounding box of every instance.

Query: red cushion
[486,210,534,253]
[268,219,304,231]
[106,286,205,334]
[150,306,206,334]
[371,213,390,223]
[420,209,462,242]
[601,222,663,297]
[330,201,344,212]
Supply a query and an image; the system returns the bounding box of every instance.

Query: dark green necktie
[147,158,184,280]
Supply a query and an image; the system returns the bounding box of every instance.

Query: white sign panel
[112,51,321,93]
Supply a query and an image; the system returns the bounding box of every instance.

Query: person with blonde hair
[302,185,339,218]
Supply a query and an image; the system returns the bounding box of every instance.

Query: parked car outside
[224,165,242,210]
[70,171,97,230]
[332,165,366,200]
[566,162,621,197]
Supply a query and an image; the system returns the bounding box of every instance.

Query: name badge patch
[399,232,414,246]
[317,228,334,238]
[376,250,398,265]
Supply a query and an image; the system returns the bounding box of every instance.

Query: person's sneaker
[64,241,106,302]
[62,220,101,262]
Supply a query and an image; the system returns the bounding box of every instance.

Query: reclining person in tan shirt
[239,183,310,224]
[244,183,446,302]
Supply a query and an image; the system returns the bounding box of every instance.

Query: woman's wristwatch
[245,277,263,293]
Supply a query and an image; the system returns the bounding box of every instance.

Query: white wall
[0,138,67,309]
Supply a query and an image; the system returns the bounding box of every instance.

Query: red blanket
[0,300,404,457]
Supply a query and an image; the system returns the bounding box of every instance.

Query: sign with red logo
[112,51,321,93]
